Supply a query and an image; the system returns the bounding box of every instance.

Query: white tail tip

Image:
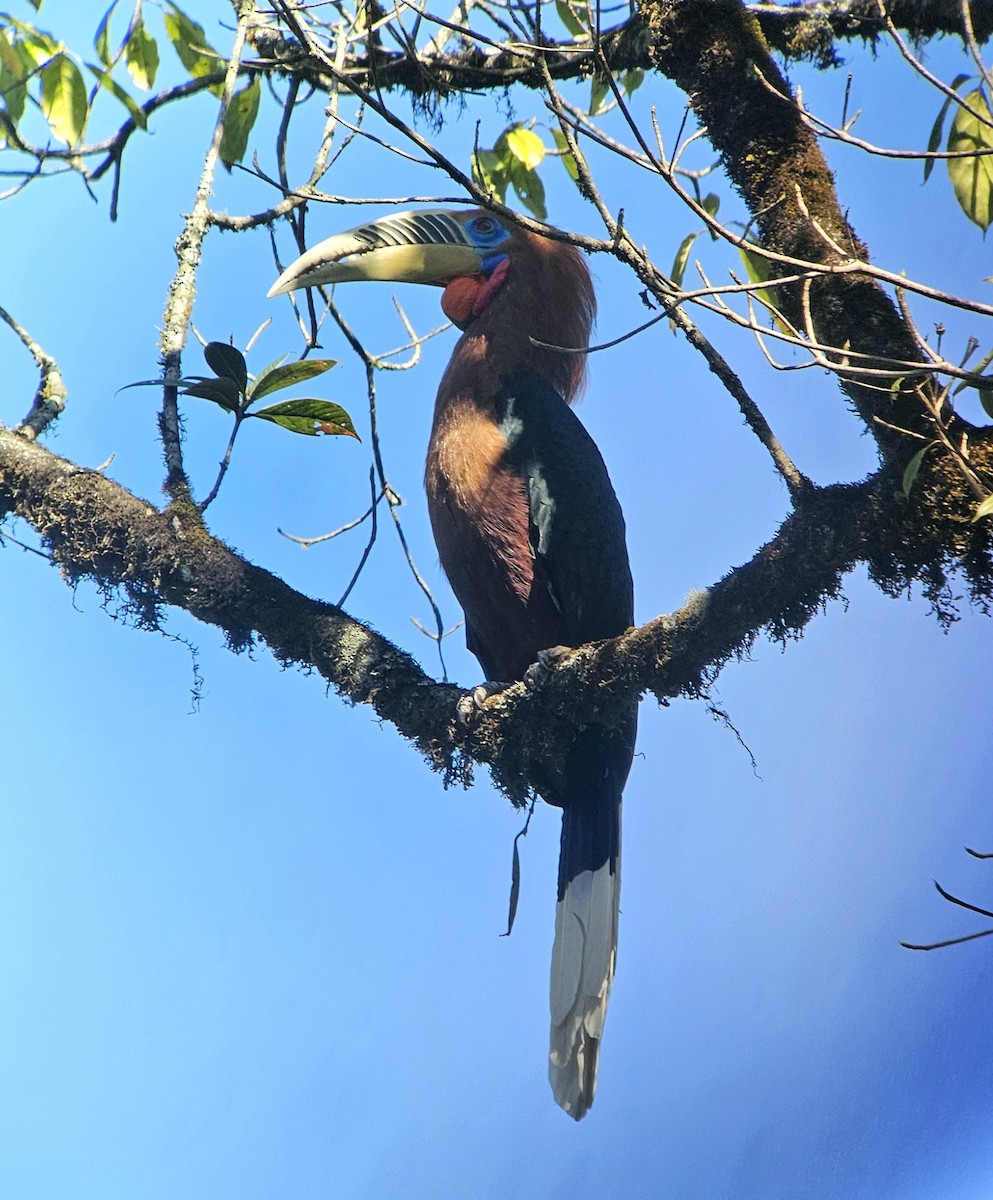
[548,861,620,1119]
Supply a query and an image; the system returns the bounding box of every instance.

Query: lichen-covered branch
[0,422,463,774]
[159,6,258,502]
[0,307,66,441]
[3,395,991,804]
[748,0,993,69]
[249,11,652,100]
[248,0,991,108]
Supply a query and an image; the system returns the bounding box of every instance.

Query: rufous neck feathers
[440,230,595,407]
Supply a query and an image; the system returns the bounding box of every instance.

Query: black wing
[497,370,633,647]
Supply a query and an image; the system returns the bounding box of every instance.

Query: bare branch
[0,306,67,440]
[159,7,257,503]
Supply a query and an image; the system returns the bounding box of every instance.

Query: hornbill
[269,210,636,1119]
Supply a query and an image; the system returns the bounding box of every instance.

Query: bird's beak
[267,210,483,298]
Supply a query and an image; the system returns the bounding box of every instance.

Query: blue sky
[3,3,993,1197]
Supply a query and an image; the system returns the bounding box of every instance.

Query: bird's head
[268,209,505,327]
[268,208,596,399]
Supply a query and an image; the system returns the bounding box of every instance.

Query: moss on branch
[4,414,992,808]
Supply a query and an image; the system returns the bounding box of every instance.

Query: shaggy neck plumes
[438,232,596,410]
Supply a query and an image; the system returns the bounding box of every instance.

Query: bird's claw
[456,681,506,725]
[524,645,572,689]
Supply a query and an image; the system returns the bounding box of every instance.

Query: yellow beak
[267,210,483,298]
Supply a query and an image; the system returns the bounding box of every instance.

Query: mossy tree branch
[3,396,991,803]
[249,1,992,102]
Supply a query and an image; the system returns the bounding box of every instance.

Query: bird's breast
[425,399,510,513]
[425,396,538,664]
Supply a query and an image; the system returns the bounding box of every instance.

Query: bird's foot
[524,645,572,689]
[456,681,507,725]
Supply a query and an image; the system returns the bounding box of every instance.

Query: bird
[269,209,637,1120]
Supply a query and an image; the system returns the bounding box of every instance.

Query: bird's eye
[471,216,499,238]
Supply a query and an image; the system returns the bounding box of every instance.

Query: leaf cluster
[472,122,550,219]
[168,342,357,440]
[0,1,257,168]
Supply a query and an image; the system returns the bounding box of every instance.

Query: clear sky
[3,3,993,1198]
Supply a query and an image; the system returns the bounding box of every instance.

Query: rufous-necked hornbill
[269,209,637,1120]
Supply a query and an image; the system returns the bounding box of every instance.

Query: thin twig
[198,413,244,513]
[280,483,385,547]
[539,56,809,499]
[338,467,381,606]
[960,0,993,92]
[879,0,993,130]
[159,7,256,503]
[901,927,993,951]
[934,878,993,919]
[320,290,452,678]
[752,59,993,163]
[1,305,67,440]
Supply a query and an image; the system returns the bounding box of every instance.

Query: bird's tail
[546,801,618,1118]
[548,790,621,1120]
[546,709,635,1119]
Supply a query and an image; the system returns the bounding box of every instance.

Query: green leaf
[472,148,507,201]
[0,34,29,124]
[40,53,88,145]
[953,344,993,396]
[163,2,221,92]
[738,245,789,331]
[17,29,58,67]
[118,378,168,392]
[180,377,242,412]
[551,129,579,182]
[125,16,158,91]
[739,245,771,285]
[474,125,547,211]
[219,76,259,170]
[94,0,118,67]
[671,231,700,289]
[925,73,972,183]
[249,358,337,402]
[701,192,721,239]
[555,0,586,37]
[250,399,359,439]
[980,387,993,421]
[925,98,952,184]
[510,163,547,220]
[902,440,939,498]
[972,493,993,522]
[204,342,248,392]
[250,353,289,394]
[85,62,146,129]
[947,88,993,232]
[590,70,610,116]
[503,831,521,937]
[621,67,644,98]
[504,125,545,172]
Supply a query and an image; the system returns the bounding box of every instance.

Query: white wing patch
[548,857,621,1120]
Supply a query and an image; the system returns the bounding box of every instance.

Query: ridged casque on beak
[267,210,484,298]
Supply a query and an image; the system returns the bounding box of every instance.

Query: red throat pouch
[441,258,510,328]
[441,274,484,329]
